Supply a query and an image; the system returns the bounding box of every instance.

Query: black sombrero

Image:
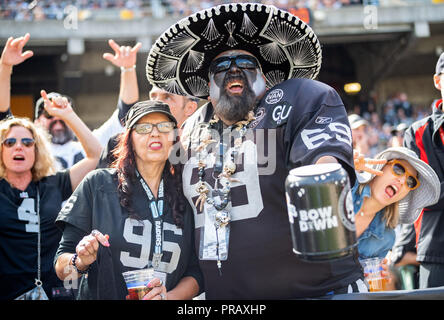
[146,3,322,99]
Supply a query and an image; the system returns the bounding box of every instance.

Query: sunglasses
[209,55,260,75]
[387,160,420,190]
[2,137,36,148]
[133,122,175,134]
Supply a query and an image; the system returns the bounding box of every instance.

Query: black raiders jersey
[182,78,362,299]
[55,168,203,299]
[0,171,72,300]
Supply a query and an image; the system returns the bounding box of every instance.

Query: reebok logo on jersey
[315,116,332,124]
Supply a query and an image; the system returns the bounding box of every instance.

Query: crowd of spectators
[348,91,432,158]
[1,0,415,21]
[0,1,433,153]
[0,0,145,20]
[164,0,364,17]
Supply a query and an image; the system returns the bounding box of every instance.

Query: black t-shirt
[0,171,72,300]
[55,168,204,300]
[182,78,362,299]
[0,108,12,121]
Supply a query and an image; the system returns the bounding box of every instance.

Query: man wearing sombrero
[147,3,366,299]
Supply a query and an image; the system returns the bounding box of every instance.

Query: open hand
[1,33,33,66]
[103,39,141,68]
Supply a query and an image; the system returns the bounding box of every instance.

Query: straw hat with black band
[357,147,440,225]
[146,2,322,99]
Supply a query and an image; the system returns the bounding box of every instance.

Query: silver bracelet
[120,65,136,73]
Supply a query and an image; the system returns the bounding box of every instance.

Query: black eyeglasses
[133,122,175,134]
[2,137,36,148]
[209,55,260,75]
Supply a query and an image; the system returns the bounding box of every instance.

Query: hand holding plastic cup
[122,268,154,300]
[360,257,389,292]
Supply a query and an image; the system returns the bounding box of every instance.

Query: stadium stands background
[1,0,444,129]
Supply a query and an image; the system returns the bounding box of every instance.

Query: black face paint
[213,72,257,123]
[209,59,264,123]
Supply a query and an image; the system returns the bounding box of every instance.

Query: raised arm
[91,39,141,146]
[0,34,33,114]
[103,39,141,106]
[40,90,102,190]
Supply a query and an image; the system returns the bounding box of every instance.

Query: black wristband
[71,253,90,274]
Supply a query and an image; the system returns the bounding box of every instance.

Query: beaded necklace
[194,111,255,213]
[194,111,255,273]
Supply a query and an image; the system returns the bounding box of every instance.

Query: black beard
[49,120,74,145]
[214,75,257,123]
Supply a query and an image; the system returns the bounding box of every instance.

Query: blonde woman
[353,147,440,260]
[0,91,101,300]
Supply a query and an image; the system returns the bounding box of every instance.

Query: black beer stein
[285,163,357,261]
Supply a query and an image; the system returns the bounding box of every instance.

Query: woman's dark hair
[111,129,186,228]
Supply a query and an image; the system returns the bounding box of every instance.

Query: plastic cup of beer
[122,268,154,300]
[360,257,389,292]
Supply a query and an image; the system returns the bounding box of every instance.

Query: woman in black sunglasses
[0,91,102,300]
[352,147,440,288]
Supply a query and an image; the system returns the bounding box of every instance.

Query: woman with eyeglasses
[54,100,203,300]
[0,91,102,300]
[352,147,440,261]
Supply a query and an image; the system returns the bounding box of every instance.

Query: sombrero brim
[359,147,440,224]
[146,3,322,99]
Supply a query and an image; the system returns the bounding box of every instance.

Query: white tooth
[392,185,398,193]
